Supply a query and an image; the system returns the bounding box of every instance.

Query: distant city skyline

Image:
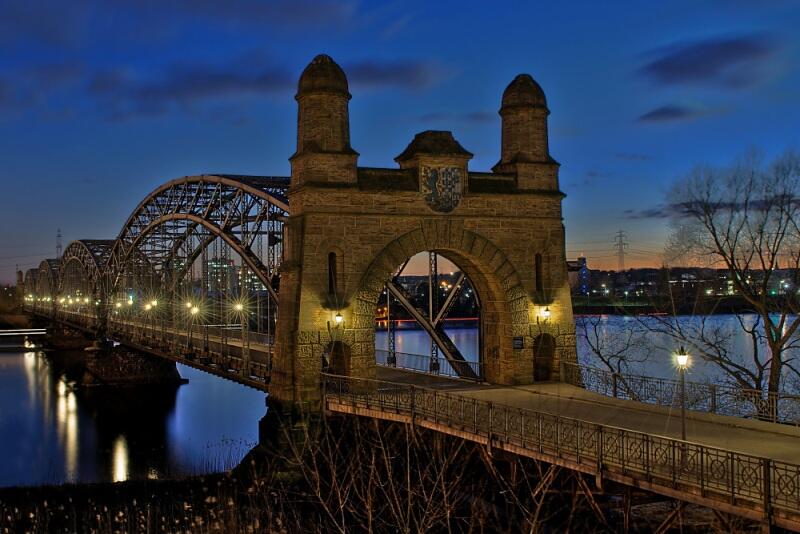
[2,1,800,283]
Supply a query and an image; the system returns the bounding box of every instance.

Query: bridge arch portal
[353,226,528,385]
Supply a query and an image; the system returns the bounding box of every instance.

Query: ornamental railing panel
[561,362,799,425]
[323,373,800,523]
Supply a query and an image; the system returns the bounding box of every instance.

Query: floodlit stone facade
[270,55,576,408]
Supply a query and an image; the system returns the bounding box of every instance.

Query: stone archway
[350,223,531,386]
[533,333,556,381]
[322,340,351,376]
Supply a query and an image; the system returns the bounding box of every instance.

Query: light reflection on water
[0,346,265,487]
[112,435,128,482]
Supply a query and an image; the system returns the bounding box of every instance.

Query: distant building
[238,266,268,293]
[203,258,237,295]
[567,257,590,295]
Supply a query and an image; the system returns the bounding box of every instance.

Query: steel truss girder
[386,279,479,380]
[36,259,59,299]
[59,239,116,297]
[23,269,38,297]
[108,175,289,304]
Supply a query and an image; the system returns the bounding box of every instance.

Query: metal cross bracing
[103,175,289,373]
[108,174,289,299]
[58,240,116,330]
[383,252,482,381]
[22,268,38,305]
[34,259,60,317]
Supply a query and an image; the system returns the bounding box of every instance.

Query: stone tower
[290,54,358,187]
[492,74,558,191]
[269,58,576,416]
[272,54,365,414]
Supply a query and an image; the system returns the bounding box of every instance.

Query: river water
[0,343,264,488]
[2,314,796,487]
[377,313,800,383]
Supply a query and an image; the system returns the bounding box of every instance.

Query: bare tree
[664,149,800,394]
[576,314,653,374]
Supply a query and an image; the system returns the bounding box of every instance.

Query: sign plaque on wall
[512,336,524,350]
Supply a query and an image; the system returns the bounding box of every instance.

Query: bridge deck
[376,367,800,464]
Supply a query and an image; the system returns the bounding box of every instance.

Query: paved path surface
[376,367,800,464]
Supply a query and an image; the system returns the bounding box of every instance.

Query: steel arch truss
[22,268,38,308]
[60,239,115,297]
[35,259,59,315]
[109,175,289,300]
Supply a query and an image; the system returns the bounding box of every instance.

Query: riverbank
[572,294,774,315]
[0,417,754,533]
[0,312,33,330]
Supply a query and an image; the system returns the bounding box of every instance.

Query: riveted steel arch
[23,268,38,309]
[108,174,289,298]
[35,259,60,315]
[60,239,115,295]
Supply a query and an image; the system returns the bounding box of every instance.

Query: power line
[613,230,628,271]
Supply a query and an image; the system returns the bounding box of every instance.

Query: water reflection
[0,349,264,487]
[55,380,79,482]
[112,435,128,482]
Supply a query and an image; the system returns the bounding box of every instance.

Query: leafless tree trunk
[664,149,800,394]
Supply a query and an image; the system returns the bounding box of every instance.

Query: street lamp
[186,304,199,352]
[234,302,249,377]
[675,346,690,441]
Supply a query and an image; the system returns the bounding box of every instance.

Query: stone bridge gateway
[272,55,575,410]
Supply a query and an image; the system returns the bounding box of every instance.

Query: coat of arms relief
[420,166,463,213]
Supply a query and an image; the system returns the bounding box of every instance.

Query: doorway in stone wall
[533,333,555,381]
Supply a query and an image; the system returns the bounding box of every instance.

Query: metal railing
[561,362,800,425]
[375,349,483,381]
[323,374,800,526]
[37,308,273,384]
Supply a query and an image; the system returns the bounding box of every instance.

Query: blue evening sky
[1,0,799,283]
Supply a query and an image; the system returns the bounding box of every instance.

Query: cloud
[0,1,89,46]
[88,55,295,120]
[568,170,611,187]
[0,79,12,108]
[417,111,495,124]
[346,60,447,90]
[86,54,446,121]
[164,0,359,29]
[0,0,360,49]
[615,152,653,161]
[26,63,85,86]
[638,33,779,88]
[637,104,707,123]
[0,63,84,115]
[623,205,675,219]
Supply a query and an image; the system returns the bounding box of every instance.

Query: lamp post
[675,346,690,441]
[186,303,198,352]
[144,303,152,341]
[235,302,250,377]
